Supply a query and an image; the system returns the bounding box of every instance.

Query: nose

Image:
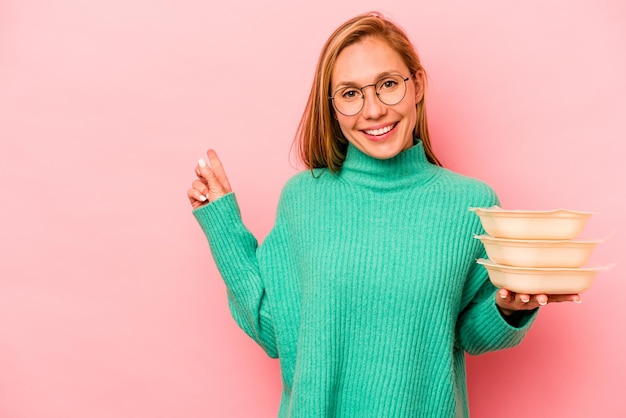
[360,87,386,119]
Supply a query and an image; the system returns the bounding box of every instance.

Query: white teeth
[364,124,394,136]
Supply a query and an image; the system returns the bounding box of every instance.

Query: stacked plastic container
[470,207,607,294]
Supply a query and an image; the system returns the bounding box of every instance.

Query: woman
[187,12,580,417]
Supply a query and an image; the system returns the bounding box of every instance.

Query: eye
[340,88,362,101]
[379,78,399,90]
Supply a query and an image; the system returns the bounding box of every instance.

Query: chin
[363,143,406,160]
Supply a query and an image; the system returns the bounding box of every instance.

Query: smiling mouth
[363,123,397,136]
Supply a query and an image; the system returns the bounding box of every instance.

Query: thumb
[198,158,228,201]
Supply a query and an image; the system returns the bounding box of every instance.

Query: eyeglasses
[329,74,410,116]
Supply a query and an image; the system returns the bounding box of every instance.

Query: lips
[363,123,397,136]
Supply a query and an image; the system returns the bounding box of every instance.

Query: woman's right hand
[187,149,232,209]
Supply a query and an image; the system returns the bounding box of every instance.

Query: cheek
[401,106,418,141]
[336,115,355,135]
[399,103,417,126]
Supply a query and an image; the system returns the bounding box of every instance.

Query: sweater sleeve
[193,192,278,358]
[455,183,538,355]
[455,243,538,356]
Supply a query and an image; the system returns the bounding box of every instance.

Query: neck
[337,140,438,191]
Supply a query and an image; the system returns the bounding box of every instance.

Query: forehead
[331,36,408,86]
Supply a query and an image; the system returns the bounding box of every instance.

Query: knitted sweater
[193,141,536,417]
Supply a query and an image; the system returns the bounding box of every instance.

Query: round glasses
[329,74,410,116]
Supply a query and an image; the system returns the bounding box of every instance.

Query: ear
[413,70,425,103]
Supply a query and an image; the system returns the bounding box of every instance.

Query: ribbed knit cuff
[191,192,260,299]
[498,305,538,328]
[461,290,538,355]
[192,192,241,238]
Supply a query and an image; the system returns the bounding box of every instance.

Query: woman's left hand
[495,289,582,316]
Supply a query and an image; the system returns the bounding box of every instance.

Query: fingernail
[574,298,582,304]
[521,297,530,303]
[198,158,207,168]
[199,195,207,202]
[538,300,547,306]
[499,291,507,299]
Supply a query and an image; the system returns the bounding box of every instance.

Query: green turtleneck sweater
[193,141,536,417]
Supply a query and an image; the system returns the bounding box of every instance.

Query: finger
[197,165,228,202]
[187,188,208,209]
[195,164,208,184]
[546,294,583,304]
[495,289,519,316]
[498,288,512,303]
[195,158,211,184]
[196,159,223,193]
[206,149,232,193]
[191,179,210,198]
[517,293,531,304]
[536,294,548,306]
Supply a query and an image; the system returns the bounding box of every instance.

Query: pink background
[1,0,624,417]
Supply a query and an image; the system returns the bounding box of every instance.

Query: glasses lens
[332,87,363,116]
[331,75,408,116]
[376,75,407,106]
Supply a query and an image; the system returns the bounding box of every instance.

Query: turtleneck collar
[337,140,439,192]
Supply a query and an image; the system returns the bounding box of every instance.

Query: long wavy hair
[294,12,442,172]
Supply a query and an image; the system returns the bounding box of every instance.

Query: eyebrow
[333,70,403,89]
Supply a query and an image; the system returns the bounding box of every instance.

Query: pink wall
[1,1,624,417]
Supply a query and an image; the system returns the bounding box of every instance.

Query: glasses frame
[329,74,411,117]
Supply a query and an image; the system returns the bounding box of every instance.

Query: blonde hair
[294,12,442,172]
